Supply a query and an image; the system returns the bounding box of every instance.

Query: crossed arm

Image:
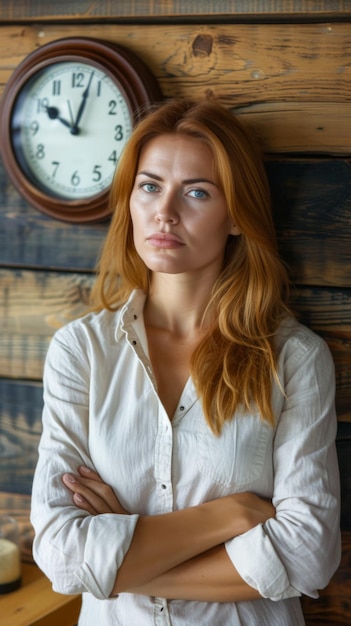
[62,467,275,601]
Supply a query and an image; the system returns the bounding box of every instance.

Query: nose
[155,192,179,224]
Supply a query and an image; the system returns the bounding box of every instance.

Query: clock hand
[67,100,75,127]
[71,71,95,135]
[45,106,72,129]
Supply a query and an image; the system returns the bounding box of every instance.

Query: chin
[142,255,187,275]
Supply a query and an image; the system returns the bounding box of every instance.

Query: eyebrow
[136,171,218,187]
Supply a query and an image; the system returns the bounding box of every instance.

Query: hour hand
[45,105,72,129]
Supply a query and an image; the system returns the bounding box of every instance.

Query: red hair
[91,99,291,434]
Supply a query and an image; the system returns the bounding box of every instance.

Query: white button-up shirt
[31,289,341,626]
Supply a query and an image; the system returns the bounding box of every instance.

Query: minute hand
[71,70,95,135]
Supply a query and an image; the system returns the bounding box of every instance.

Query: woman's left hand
[62,466,129,516]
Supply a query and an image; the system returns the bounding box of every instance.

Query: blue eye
[142,183,158,193]
[189,189,208,199]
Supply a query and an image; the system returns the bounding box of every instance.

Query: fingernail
[64,473,77,483]
[74,493,84,502]
[79,466,91,474]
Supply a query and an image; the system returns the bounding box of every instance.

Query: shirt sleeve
[30,324,139,599]
[225,333,341,601]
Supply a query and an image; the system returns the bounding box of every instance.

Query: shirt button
[179,405,185,411]
[161,484,167,490]
[132,340,137,345]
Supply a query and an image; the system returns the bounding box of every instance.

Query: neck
[144,272,215,337]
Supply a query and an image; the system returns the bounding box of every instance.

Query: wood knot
[192,34,213,57]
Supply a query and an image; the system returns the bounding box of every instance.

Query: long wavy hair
[91,99,291,434]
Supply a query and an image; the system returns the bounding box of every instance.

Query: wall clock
[0,37,162,223]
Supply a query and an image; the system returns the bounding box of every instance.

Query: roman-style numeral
[52,80,61,96]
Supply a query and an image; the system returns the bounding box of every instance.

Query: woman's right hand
[62,466,130,516]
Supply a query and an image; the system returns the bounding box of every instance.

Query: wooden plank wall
[0,1,350,623]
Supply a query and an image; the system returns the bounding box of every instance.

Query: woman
[31,99,340,625]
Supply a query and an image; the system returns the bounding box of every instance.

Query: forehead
[137,133,215,175]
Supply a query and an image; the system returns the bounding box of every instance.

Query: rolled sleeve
[74,515,138,598]
[32,512,139,599]
[225,331,341,601]
[225,524,299,600]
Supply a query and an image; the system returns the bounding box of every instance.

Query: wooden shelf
[0,563,81,626]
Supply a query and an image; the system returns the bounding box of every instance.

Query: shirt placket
[154,597,172,625]
[153,392,174,623]
[123,303,176,624]
[125,311,174,514]
[154,403,174,512]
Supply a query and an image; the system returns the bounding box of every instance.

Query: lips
[147,232,184,248]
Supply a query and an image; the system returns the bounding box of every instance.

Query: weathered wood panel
[1,158,350,286]
[0,0,350,22]
[0,22,346,105]
[0,270,93,378]
[233,102,351,155]
[267,159,351,287]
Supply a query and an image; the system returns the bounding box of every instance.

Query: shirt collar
[114,289,147,342]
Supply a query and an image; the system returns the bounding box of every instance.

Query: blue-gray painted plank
[0,158,108,271]
[0,379,43,495]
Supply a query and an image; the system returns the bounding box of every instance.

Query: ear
[229,223,241,236]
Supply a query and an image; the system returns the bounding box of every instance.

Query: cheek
[130,195,149,229]
[130,211,147,258]
[130,216,140,247]
[129,201,140,234]
[200,216,232,242]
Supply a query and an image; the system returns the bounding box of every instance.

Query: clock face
[11,61,133,200]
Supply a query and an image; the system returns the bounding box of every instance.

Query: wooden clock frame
[0,37,162,223]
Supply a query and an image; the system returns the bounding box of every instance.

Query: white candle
[0,538,21,584]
